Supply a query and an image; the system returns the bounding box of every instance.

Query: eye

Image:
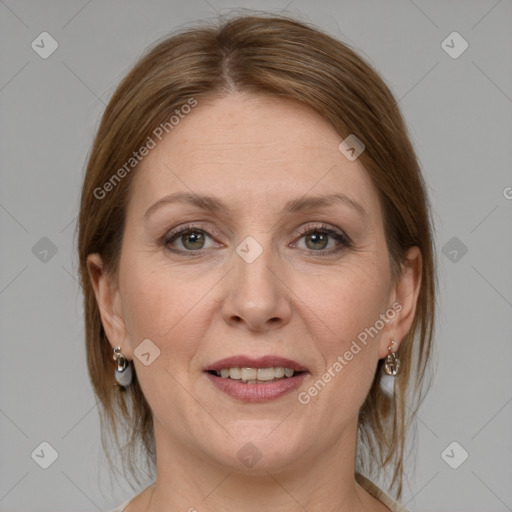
[293,224,352,255]
[164,225,219,253]
[162,223,352,256]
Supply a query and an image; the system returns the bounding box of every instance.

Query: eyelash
[294,224,353,255]
[163,223,353,257]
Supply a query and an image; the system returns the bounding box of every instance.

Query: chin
[204,427,310,474]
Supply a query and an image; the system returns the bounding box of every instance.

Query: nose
[221,239,292,333]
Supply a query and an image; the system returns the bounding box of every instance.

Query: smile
[204,355,309,402]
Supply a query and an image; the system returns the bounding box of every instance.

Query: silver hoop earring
[383,341,400,376]
[113,347,133,387]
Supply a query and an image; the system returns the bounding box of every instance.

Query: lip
[205,371,308,403]
[204,355,309,372]
[204,355,309,403]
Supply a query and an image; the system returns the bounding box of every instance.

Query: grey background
[1,0,511,511]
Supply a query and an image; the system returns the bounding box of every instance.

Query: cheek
[117,255,208,417]
[121,268,175,339]
[297,259,390,345]
[119,252,219,361]
[293,257,391,405]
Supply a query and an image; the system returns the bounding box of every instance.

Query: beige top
[109,474,408,512]
[355,473,410,512]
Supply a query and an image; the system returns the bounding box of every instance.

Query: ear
[86,253,132,359]
[378,246,422,359]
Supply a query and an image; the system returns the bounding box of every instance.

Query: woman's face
[90,93,420,473]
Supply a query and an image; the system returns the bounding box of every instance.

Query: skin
[88,93,421,512]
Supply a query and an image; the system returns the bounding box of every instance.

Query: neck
[143,418,372,512]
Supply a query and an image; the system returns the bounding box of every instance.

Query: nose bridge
[234,233,277,300]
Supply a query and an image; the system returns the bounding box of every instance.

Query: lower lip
[205,372,307,402]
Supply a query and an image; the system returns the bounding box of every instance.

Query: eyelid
[163,223,222,242]
[294,223,352,244]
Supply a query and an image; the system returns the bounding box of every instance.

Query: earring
[383,340,400,376]
[113,347,133,386]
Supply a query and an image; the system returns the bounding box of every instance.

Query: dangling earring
[113,347,133,386]
[383,340,400,376]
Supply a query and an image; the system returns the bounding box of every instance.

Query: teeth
[230,367,241,379]
[241,368,257,381]
[257,368,276,381]
[214,367,297,382]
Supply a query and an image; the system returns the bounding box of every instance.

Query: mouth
[204,355,309,402]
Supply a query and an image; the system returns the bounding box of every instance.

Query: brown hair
[78,13,436,499]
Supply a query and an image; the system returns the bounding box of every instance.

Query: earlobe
[86,253,131,357]
[378,246,422,359]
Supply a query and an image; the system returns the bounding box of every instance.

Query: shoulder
[108,501,131,512]
[108,482,155,512]
[355,473,410,512]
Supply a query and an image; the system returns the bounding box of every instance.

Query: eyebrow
[144,191,368,221]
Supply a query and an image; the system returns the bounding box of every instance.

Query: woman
[78,14,436,512]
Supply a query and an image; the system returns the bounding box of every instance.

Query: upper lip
[205,355,309,372]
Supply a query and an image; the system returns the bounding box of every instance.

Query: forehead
[128,93,382,222]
